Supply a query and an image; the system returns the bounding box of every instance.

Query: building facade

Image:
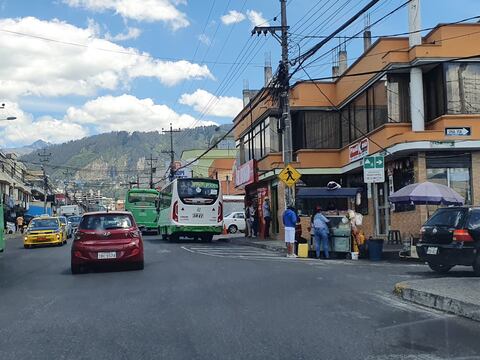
[234,23,480,241]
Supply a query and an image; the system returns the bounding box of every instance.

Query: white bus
[157,178,223,242]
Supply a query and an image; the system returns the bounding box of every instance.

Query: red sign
[349,138,369,162]
[235,160,257,188]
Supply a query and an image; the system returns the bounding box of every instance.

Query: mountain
[21,125,233,195]
[4,140,52,156]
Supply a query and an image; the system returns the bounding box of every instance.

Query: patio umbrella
[388,181,464,206]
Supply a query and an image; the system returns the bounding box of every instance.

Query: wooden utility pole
[162,123,181,182]
[37,148,51,214]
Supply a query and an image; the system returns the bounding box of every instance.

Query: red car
[71,211,144,274]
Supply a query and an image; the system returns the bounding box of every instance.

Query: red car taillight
[172,201,179,222]
[218,202,223,222]
[453,229,474,242]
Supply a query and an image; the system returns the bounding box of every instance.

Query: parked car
[417,207,480,275]
[223,211,246,234]
[67,215,82,235]
[71,211,144,274]
[24,216,66,248]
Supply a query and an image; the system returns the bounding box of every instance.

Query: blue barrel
[368,238,384,261]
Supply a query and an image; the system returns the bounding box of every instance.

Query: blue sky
[0,0,478,147]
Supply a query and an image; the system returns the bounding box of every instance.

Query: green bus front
[125,189,159,233]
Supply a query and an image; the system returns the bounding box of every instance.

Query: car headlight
[24,236,28,241]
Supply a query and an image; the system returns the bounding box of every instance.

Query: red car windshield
[79,214,134,231]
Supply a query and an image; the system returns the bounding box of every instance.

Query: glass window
[424,66,445,121]
[373,81,388,128]
[424,208,465,228]
[445,63,480,114]
[467,210,480,229]
[388,75,411,123]
[353,92,368,138]
[128,192,157,204]
[177,179,219,204]
[427,167,471,205]
[79,214,133,231]
[392,160,415,212]
[269,117,281,152]
[341,108,350,146]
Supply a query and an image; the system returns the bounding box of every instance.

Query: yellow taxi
[24,216,66,248]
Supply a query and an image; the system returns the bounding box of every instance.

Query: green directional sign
[363,155,385,183]
[363,156,375,169]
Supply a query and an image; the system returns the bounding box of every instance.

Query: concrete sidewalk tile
[394,278,480,322]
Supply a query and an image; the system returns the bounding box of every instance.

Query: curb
[228,239,286,254]
[394,281,480,322]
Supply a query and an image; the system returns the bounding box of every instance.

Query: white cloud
[0,102,88,147]
[65,94,217,133]
[0,17,213,99]
[246,10,269,27]
[179,89,243,118]
[221,10,246,25]
[105,26,142,41]
[63,0,189,30]
[0,95,218,147]
[197,33,211,46]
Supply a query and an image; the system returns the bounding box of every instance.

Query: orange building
[207,158,243,196]
[234,23,480,241]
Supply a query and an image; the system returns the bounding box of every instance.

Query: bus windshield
[178,179,219,204]
[128,192,157,205]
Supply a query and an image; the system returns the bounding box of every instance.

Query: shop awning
[296,187,362,199]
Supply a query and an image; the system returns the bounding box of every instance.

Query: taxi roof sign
[278,164,301,188]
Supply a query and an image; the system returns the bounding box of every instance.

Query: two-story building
[234,22,480,241]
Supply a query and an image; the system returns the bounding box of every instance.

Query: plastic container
[297,243,309,258]
[367,238,384,261]
[351,252,359,260]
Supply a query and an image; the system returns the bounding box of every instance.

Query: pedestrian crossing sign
[278,164,301,188]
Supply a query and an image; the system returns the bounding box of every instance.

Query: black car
[417,207,480,275]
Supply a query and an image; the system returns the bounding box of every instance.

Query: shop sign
[363,155,385,183]
[278,164,301,188]
[349,138,369,162]
[445,127,471,137]
[235,160,256,187]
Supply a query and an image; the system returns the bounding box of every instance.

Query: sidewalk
[228,236,286,253]
[394,278,480,322]
[228,236,405,260]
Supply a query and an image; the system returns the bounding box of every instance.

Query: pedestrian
[282,205,297,258]
[312,206,330,259]
[245,203,255,238]
[252,201,259,237]
[263,197,271,238]
[16,215,24,233]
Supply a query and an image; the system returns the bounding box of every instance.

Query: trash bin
[367,238,384,261]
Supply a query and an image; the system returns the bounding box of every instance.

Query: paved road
[1,234,479,360]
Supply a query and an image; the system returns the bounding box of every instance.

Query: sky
[0,0,478,147]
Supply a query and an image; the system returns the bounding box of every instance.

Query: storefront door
[373,182,390,236]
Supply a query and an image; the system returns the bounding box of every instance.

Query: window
[392,159,415,212]
[426,153,472,205]
[373,80,388,128]
[388,75,411,123]
[80,214,133,231]
[353,92,368,140]
[424,66,445,121]
[467,210,480,229]
[292,111,341,150]
[424,208,465,228]
[445,63,480,114]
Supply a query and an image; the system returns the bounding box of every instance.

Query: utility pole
[252,0,293,207]
[63,169,73,204]
[145,154,158,189]
[37,148,51,214]
[162,123,181,182]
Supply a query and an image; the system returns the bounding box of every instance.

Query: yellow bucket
[297,243,309,258]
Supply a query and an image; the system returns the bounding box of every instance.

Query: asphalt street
[0,234,479,360]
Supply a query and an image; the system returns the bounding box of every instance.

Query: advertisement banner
[349,138,369,162]
[234,160,256,188]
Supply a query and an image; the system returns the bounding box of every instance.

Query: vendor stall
[296,187,364,258]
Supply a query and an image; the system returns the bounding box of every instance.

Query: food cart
[296,187,363,258]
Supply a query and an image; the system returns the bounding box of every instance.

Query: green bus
[125,188,159,233]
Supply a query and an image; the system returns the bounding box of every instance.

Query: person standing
[263,197,271,238]
[245,203,255,238]
[252,200,259,237]
[312,206,330,259]
[282,205,297,258]
[16,215,24,233]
